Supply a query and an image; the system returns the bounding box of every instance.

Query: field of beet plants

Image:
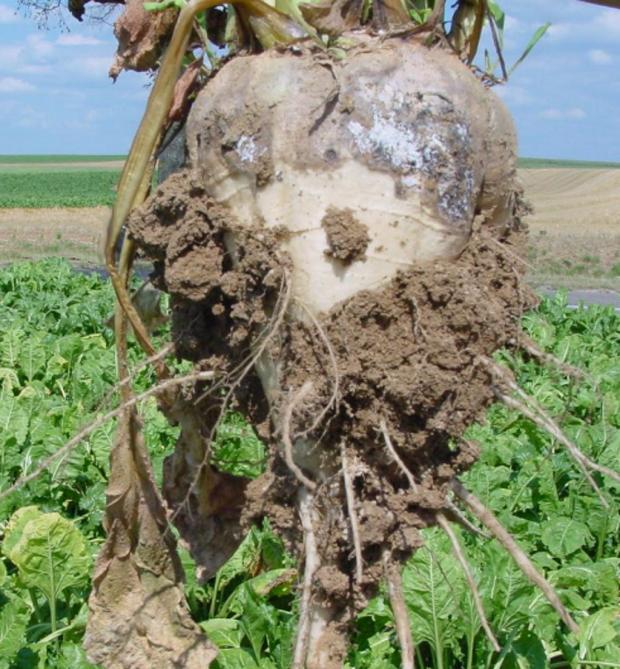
[0,157,122,208]
[0,258,618,668]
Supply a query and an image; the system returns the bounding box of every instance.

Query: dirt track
[0,169,618,288]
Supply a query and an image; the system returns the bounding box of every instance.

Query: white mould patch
[401,174,420,188]
[236,135,265,163]
[347,99,476,224]
[347,111,424,172]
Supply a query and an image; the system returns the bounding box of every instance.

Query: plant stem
[209,571,222,619]
[28,589,41,622]
[595,511,609,561]
[466,634,473,669]
[50,596,57,635]
[47,535,57,635]
[415,644,425,669]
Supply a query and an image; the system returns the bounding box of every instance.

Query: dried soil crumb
[322,206,369,262]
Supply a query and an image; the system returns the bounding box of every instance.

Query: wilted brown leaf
[84,409,217,669]
[168,58,204,124]
[109,0,179,80]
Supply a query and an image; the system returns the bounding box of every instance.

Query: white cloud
[26,34,55,58]
[57,34,105,47]
[548,8,620,43]
[496,85,533,107]
[15,106,50,129]
[592,8,620,37]
[17,64,52,75]
[540,107,586,121]
[0,45,53,75]
[0,77,35,93]
[504,15,526,34]
[67,56,113,77]
[0,45,21,66]
[547,22,575,40]
[0,4,18,23]
[588,49,612,65]
[63,108,100,130]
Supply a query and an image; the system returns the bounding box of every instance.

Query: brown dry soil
[0,207,108,266]
[125,169,534,661]
[321,207,370,262]
[522,169,620,289]
[2,168,618,289]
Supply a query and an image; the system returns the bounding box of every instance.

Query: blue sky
[0,0,619,160]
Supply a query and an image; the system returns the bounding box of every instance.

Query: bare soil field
[521,168,620,289]
[0,168,618,291]
[0,207,108,266]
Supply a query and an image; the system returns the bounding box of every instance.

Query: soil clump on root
[321,207,370,262]
[127,168,535,662]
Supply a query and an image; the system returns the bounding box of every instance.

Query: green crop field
[0,155,125,164]
[2,155,616,210]
[0,259,618,668]
[518,156,620,169]
[0,170,121,208]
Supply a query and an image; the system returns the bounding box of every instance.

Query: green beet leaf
[577,606,620,655]
[2,506,42,556]
[497,629,547,669]
[0,395,30,448]
[200,618,244,649]
[213,647,260,669]
[56,642,99,669]
[541,517,592,558]
[3,508,91,605]
[17,335,47,384]
[0,591,31,666]
[212,412,266,479]
[402,529,464,656]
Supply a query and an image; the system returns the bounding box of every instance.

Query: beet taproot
[124,33,534,667]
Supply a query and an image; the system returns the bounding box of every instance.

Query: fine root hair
[450,479,579,634]
[341,444,364,584]
[282,381,317,491]
[168,271,294,524]
[380,418,418,492]
[516,336,588,383]
[443,498,489,539]
[436,512,500,652]
[292,488,320,669]
[294,298,341,438]
[382,549,415,669]
[481,355,620,507]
